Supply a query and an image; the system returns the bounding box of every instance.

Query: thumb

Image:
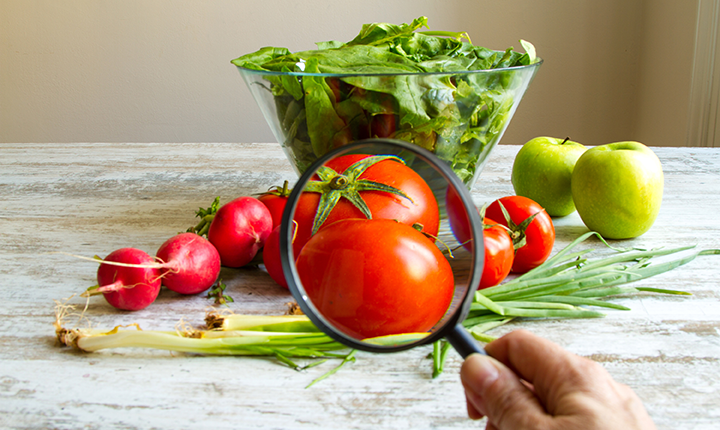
[461,353,549,429]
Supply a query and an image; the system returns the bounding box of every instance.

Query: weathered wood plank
[0,143,718,430]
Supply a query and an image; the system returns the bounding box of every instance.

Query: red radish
[90,248,162,311]
[156,232,221,295]
[208,196,273,268]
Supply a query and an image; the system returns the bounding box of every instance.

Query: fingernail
[463,353,500,394]
[461,354,500,418]
[465,388,488,417]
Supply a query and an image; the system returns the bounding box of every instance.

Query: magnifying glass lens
[280,139,484,353]
[296,217,455,340]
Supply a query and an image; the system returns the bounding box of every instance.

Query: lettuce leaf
[232,17,539,183]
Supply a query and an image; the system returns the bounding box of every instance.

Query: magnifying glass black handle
[446,324,488,358]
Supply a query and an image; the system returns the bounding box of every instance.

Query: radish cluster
[84,194,282,311]
[86,233,221,311]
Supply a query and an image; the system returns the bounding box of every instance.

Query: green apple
[571,141,663,239]
[511,136,587,217]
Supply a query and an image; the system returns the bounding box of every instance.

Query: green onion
[54,305,354,386]
[305,350,357,388]
[56,321,346,357]
[205,311,320,333]
[430,232,719,377]
[431,341,453,378]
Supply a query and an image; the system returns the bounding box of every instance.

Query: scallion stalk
[56,322,346,356]
[205,311,319,333]
[54,306,354,385]
[430,232,719,377]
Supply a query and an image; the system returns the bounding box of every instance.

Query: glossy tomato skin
[486,196,555,273]
[295,218,453,340]
[262,226,287,289]
[292,154,439,252]
[445,184,473,252]
[208,196,273,268]
[479,218,514,289]
[445,186,514,289]
[258,193,287,229]
[262,223,303,289]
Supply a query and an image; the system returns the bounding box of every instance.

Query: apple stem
[561,137,570,145]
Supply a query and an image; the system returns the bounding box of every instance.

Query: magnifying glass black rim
[279,138,484,353]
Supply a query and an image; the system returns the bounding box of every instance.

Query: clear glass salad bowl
[236,60,541,188]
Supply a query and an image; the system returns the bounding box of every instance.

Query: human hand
[460,329,656,430]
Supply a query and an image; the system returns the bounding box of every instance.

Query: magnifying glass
[279,138,486,357]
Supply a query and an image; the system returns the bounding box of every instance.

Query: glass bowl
[236,59,541,188]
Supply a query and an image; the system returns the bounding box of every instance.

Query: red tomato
[262,223,303,290]
[327,77,351,103]
[479,218,514,289]
[296,218,453,340]
[262,226,286,289]
[258,181,291,229]
[370,114,396,138]
[445,186,514,288]
[327,77,342,103]
[331,128,354,149]
[445,184,473,252]
[292,154,439,252]
[485,196,555,273]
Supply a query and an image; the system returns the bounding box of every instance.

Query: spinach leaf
[302,58,348,157]
[232,17,540,185]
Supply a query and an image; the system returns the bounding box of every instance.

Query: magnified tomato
[446,184,474,253]
[295,218,453,340]
[486,196,555,273]
[292,154,439,252]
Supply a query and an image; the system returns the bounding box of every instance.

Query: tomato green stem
[260,180,292,197]
[329,175,349,189]
[302,155,413,234]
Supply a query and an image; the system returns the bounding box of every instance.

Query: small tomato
[479,218,514,289]
[258,180,291,229]
[486,196,555,273]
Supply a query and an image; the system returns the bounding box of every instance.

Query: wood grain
[1,143,718,430]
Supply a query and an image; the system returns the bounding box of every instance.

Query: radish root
[52,251,168,269]
[205,308,235,330]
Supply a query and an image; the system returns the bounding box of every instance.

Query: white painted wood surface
[1,143,719,430]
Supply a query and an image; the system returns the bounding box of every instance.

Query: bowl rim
[235,57,543,78]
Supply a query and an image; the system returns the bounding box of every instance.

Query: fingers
[465,395,484,420]
[484,329,568,385]
[460,353,549,429]
[464,330,657,430]
[484,329,607,414]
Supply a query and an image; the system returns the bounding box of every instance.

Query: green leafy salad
[232,17,541,185]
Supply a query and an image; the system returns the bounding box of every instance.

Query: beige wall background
[0,0,709,146]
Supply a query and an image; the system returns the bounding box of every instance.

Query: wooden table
[1,142,719,430]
